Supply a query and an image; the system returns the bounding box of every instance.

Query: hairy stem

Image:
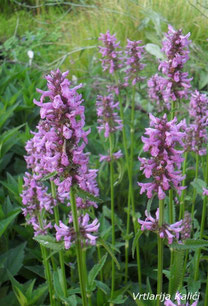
[157,199,164,306]
[109,133,115,300]
[191,153,199,219]
[115,75,141,288]
[194,150,208,280]
[38,214,55,306]
[70,187,87,306]
[179,151,188,219]
[51,181,68,298]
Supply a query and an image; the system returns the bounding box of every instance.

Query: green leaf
[30,283,48,305]
[7,270,28,306]
[0,124,25,157]
[146,196,154,214]
[94,280,110,295]
[40,171,58,181]
[34,235,64,251]
[171,239,208,250]
[199,71,208,90]
[109,294,128,304]
[53,269,64,298]
[97,238,120,270]
[0,243,26,283]
[145,43,164,59]
[191,178,206,196]
[64,295,77,305]
[132,230,143,258]
[169,250,184,296]
[88,254,108,290]
[0,102,19,131]
[74,185,103,203]
[25,265,45,279]
[0,208,20,238]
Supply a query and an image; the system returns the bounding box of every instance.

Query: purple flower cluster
[21,69,100,245]
[184,90,208,155]
[96,94,123,138]
[148,25,192,110]
[138,209,192,244]
[55,213,99,249]
[164,292,198,306]
[147,74,168,111]
[99,150,123,162]
[99,30,122,74]
[124,39,145,86]
[181,211,192,241]
[21,173,55,236]
[138,114,186,200]
[203,188,208,196]
[138,209,184,244]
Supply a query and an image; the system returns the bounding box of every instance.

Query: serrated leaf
[145,43,164,59]
[88,254,107,290]
[97,238,120,270]
[191,178,206,196]
[64,295,77,305]
[109,294,128,304]
[30,283,48,305]
[40,171,58,181]
[132,230,143,258]
[53,269,64,298]
[146,197,154,214]
[0,124,25,157]
[0,242,26,283]
[25,265,45,279]
[169,250,184,296]
[94,280,110,295]
[0,208,20,238]
[74,185,103,203]
[34,235,64,251]
[171,239,208,250]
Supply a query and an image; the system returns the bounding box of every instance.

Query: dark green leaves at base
[0,242,26,284]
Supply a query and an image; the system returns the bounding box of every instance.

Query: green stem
[97,244,104,302]
[109,133,115,300]
[70,187,87,306]
[83,246,92,306]
[194,150,208,281]
[97,245,103,282]
[124,192,131,283]
[170,100,176,120]
[168,189,174,275]
[191,153,199,219]
[38,214,55,305]
[205,271,208,305]
[179,151,188,219]
[115,75,141,288]
[157,199,164,306]
[169,189,173,224]
[40,245,55,305]
[168,100,176,274]
[51,181,68,298]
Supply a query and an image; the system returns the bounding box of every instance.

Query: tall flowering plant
[98,31,145,286]
[148,25,192,112]
[21,69,100,306]
[138,114,186,200]
[96,93,122,299]
[137,113,188,304]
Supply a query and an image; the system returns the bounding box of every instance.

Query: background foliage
[0,0,208,305]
